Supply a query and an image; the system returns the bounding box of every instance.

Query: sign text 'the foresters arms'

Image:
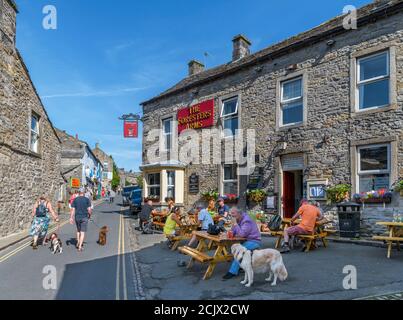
[177,99,215,133]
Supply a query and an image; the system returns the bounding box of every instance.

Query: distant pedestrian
[109,189,116,203]
[70,188,92,252]
[30,196,59,250]
[68,191,78,209]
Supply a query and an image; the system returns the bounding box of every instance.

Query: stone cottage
[56,129,103,199]
[0,0,64,237]
[141,0,403,236]
[92,143,114,190]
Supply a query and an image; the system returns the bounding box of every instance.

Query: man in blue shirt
[188,204,214,247]
[217,198,230,221]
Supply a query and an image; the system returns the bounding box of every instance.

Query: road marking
[116,214,121,300]
[0,220,69,264]
[115,210,128,300]
[122,214,128,300]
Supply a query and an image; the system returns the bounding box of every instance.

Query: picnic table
[373,222,403,258]
[151,211,168,230]
[168,223,200,251]
[265,218,335,252]
[179,231,245,280]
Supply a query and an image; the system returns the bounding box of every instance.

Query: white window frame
[280,77,304,127]
[357,143,391,193]
[220,97,239,138]
[162,117,173,152]
[167,171,175,199]
[30,113,40,153]
[222,164,239,195]
[147,173,161,197]
[356,51,390,112]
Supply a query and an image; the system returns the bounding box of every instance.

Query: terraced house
[141,0,403,236]
[0,0,63,237]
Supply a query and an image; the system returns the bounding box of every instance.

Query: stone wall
[141,5,403,231]
[0,1,63,237]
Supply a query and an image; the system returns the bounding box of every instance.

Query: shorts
[286,225,311,236]
[75,218,89,232]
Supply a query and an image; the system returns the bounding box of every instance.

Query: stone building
[92,143,114,190]
[56,129,103,199]
[0,0,64,237]
[119,169,141,187]
[141,0,403,236]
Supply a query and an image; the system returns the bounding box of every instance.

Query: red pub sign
[123,120,139,138]
[177,99,214,134]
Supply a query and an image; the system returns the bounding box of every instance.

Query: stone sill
[350,104,398,118]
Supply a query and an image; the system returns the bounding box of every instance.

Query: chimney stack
[188,60,205,76]
[95,143,100,149]
[232,34,252,61]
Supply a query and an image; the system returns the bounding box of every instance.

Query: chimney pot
[188,60,205,76]
[232,34,252,61]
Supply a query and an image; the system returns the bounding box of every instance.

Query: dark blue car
[129,189,143,214]
[122,185,141,206]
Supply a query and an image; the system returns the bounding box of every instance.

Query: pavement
[135,234,403,300]
[1,197,403,300]
[0,196,145,300]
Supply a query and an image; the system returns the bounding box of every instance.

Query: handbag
[267,214,283,231]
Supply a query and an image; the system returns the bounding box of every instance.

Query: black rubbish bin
[337,202,362,238]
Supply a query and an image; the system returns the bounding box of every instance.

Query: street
[0,196,145,300]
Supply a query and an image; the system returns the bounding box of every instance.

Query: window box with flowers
[147,195,161,202]
[221,194,239,204]
[353,189,393,205]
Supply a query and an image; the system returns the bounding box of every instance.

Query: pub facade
[141,0,403,234]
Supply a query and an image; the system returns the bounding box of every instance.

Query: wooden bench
[168,224,199,251]
[152,221,165,229]
[179,246,214,263]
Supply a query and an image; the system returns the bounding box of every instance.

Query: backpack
[36,201,48,218]
[267,214,282,231]
[207,223,225,236]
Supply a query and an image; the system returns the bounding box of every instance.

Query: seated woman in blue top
[223,207,262,280]
[188,203,214,248]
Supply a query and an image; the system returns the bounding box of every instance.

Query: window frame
[357,143,391,192]
[147,173,161,198]
[222,163,239,195]
[30,112,40,154]
[280,76,304,127]
[166,171,175,199]
[356,50,390,112]
[220,96,239,138]
[161,117,173,152]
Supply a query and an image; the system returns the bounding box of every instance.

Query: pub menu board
[189,174,199,194]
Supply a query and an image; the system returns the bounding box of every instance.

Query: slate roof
[141,0,403,106]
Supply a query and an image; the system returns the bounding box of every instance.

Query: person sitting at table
[188,203,214,248]
[207,199,216,218]
[217,197,230,221]
[280,199,324,254]
[163,206,182,247]
[222,207,262,280]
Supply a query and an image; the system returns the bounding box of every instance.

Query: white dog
[231,244,288,287]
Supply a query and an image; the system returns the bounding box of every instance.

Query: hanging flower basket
[201,189,219,202]
[246,189,267,204]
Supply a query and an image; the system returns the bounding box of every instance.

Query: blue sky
[16,0,371,171]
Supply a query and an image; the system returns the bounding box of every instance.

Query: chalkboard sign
[189,174,199,194]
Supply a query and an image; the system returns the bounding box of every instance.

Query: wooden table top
[193,231,245,243]
[282,218,332,227]
[376,221,403,227]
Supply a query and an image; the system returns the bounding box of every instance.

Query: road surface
[0,196,144,300]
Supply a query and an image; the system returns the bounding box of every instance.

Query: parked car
[122,185,140,206]
[129,189,143,215]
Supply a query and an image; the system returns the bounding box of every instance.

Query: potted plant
[246,189,268,204]
[201,189,219,202]
[393,180,403,197]
[248,210,267,231]
[325,184,351,204]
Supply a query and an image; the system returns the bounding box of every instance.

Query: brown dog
[97,226,109,246]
